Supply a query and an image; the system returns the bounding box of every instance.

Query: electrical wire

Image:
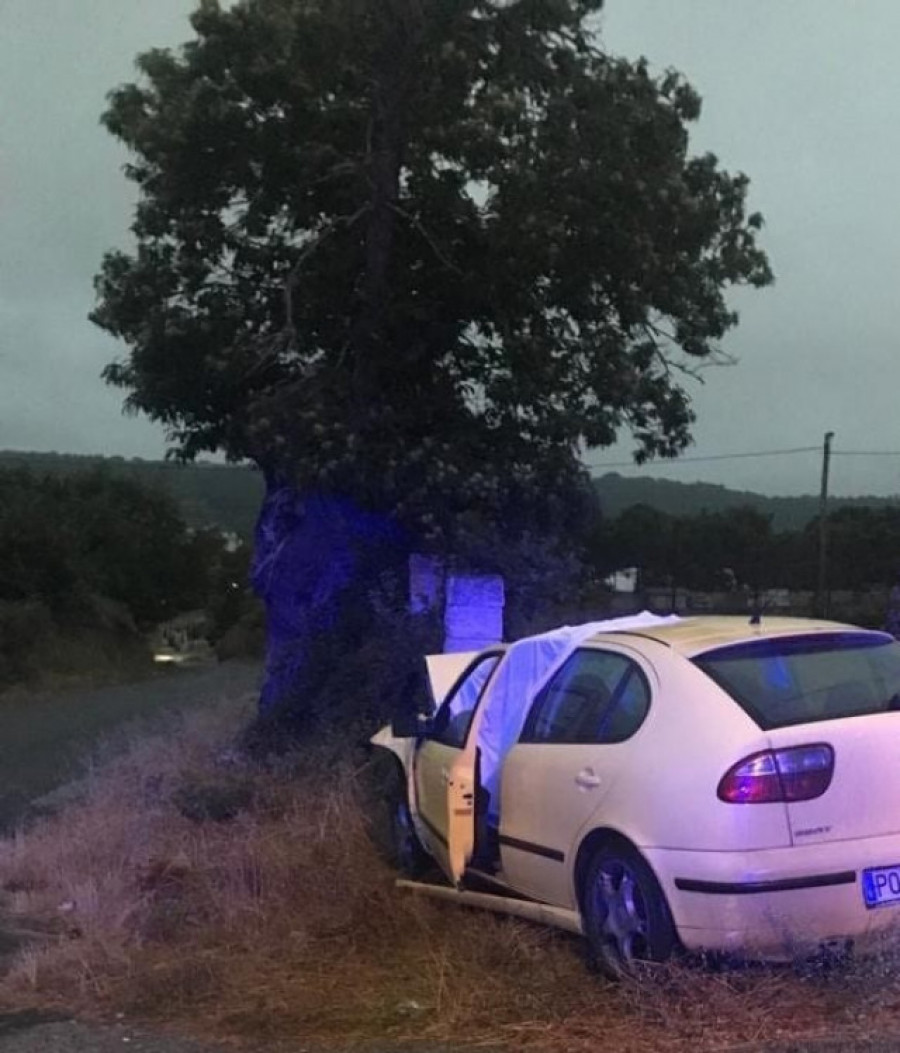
[587,446,820,469]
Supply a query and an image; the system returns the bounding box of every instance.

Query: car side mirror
[391,711,433,738]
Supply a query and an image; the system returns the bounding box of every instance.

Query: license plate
[862,865,900,909]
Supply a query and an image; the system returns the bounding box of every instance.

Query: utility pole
[816,431,834,618]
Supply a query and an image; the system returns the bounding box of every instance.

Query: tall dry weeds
[0,693,898,1052]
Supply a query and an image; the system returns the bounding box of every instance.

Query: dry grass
[0,698,899,1053]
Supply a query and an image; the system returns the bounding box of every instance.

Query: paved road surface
[0,1015,899,1053]
[0,1014,225,1052]
[0,660,262,831]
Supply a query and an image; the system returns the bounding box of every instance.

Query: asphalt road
[0,659,262,831]
[1,1016,900,1053]
[0,1014,227,1053]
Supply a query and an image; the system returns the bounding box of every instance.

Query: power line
[588,446,820,469]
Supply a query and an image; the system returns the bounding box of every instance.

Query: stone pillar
[443,573,505,653]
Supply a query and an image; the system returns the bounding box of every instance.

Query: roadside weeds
[0,695,897,1052]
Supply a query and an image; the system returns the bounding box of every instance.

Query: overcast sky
[2,1,899,497]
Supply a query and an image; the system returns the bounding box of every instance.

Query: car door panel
[414,740,475,875]
[497,645,658,907]
[500,743,626,906]
[410,651,502,882]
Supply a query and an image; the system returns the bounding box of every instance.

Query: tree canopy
[0,468,209,625]
[93,0,772,549]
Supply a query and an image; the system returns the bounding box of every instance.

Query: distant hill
[593,473,900,531]
[0,451,264,538]
[5,453,898,538]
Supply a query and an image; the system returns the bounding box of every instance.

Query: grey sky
[2,1,898,496]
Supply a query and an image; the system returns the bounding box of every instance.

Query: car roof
[585,615,885,659]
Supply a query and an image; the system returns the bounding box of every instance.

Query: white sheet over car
[425,651,482,709]
[476,611,681,824]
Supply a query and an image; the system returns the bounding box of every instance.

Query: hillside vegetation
[0,466,255,690]
[6,453,899,539]
[594,473,900,531]
[0,451,264,539]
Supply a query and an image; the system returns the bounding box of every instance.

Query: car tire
[386,776,431,878]
[582,842,678,979]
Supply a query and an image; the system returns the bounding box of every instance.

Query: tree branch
[282,204,371,337]
[388,201,462,274]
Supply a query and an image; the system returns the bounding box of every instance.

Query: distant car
[371,615,900,976]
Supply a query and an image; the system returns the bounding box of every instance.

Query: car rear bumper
[645,834,900,959]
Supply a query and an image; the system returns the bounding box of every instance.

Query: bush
[0,596,152,694]
[0,601,56,688]
[214,605,266,661]
[0,467,210,630]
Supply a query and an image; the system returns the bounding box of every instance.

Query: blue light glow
[252,478,403,712]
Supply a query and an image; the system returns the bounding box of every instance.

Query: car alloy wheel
[583,844,677,979]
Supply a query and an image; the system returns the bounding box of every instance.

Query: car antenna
[749,594,767,626]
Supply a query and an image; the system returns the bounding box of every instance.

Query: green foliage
[93,0,772,551]
[0,596,156,692]
[588,501,900,605]
[201,536,259,643]
[593,472,900,533]
[0,601,56,687]
[589,503,775,594]
[0,451,264,539]
[806,507,900,591]
[0,467,209,627]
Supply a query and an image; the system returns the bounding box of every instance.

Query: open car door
[413,650,502,883]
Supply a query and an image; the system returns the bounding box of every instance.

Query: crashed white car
[371,614,900,975]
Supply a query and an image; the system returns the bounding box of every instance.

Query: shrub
[0,467,211,630]
[0,601,56,688]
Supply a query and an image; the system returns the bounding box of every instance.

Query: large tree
[93,0,772,717]
[95,0,770,528]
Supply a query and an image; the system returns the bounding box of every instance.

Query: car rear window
[694,631,900,729]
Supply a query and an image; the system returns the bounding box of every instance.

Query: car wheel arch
[368,744,408,791]
[367,746,432,876]
[573,828,650,912]
[575,828,680,978]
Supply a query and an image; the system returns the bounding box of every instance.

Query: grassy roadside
[0,696,897,1052]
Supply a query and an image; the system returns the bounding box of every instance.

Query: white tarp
[425,651,480,709]
[476,611,681,824]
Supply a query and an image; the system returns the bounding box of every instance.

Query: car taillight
[717,744,834,804]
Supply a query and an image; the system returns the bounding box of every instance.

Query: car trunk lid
[768,715,900,846]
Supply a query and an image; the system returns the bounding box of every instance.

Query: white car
[371,614,900,976]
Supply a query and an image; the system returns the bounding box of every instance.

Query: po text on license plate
[862,865,900,909]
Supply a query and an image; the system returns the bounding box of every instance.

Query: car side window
[430,654,501,748]
[520,649,650,745]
